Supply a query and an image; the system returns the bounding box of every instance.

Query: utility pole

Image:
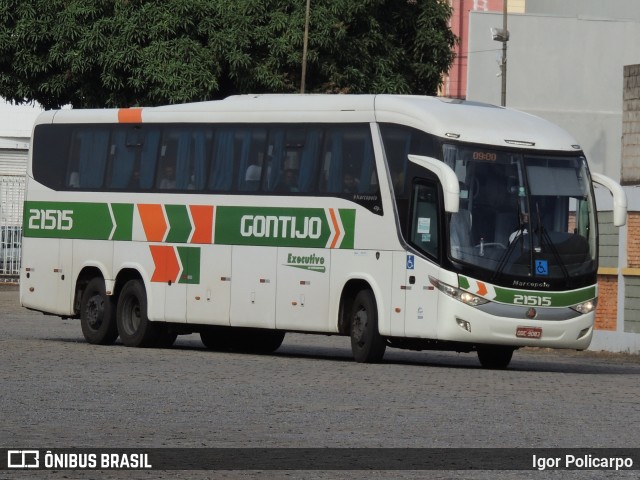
[301,0,311,93]
[501,0,507,106]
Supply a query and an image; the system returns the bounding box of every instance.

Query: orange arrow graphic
[476,281,488,297]
[328,208,341,249]
[150,245,180,283]
[189,205,214,244]
[138,204,167,242]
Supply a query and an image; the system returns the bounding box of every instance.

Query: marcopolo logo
[284,252,326,273]
[216,206,355,249]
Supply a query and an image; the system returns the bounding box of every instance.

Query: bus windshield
[444,144,597,282]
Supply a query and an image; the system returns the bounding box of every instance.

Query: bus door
[402,181,440,339]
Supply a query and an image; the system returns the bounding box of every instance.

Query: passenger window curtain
[298,129,321,192]
[327,131,344,193]
[268,129,285,191]
[237,130,254,191]
[78,129,109,188]
[209,129,234,191]
[190,130,207,190]
[175,130,191,189]
[139,129,160,189]
[109,130,136,188]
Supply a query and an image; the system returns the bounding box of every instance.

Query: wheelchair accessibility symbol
[406,255,415,270]
[535,260,549,276]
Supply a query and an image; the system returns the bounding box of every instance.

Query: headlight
[429,276,489,307]
[570,299,597,314]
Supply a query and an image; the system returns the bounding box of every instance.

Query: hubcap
[86,295,104,330]
[123,297,141,335]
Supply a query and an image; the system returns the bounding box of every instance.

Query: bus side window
[320,125,377,195]
[266,127,320,194]
[238,128,268,192]
[66,128,109,189]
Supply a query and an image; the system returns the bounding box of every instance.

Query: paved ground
[1,284,639,479]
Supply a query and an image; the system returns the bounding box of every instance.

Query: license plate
[516,326,542,339]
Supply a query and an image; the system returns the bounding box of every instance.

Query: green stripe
[165,204,192,243]
[177,246,200,284]
[24,201,113,240]
[338,209,355,249]
[215,206,356,248]
[492,285,596,308]
[458,275,596,308]
[111,203,134,241]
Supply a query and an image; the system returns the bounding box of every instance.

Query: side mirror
[591,172,627,227]
[408,155,460,213]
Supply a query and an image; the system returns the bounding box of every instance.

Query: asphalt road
[1,284,639,480]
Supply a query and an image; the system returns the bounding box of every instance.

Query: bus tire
[200,326,233,351]
[156,325,178,348]
[116,279,159,348]
[477,345,514,369]
[350,289,386,363]
[80,277,118,345]
[241,329,285,354]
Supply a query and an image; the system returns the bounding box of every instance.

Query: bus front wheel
[477,345,514,369]
[116,280,159,348]
[80,277,118,345]
[349,289,386,363]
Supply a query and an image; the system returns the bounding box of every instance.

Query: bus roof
[39,94,581,152]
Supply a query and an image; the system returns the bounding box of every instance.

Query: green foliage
[0,0,455,108]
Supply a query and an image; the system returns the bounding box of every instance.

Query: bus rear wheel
[200,326,234,350]
[116,280,159,348]
[477,345,515,369]
[240,329,285,354]
[350,289,386,363]
[80,277,118,345]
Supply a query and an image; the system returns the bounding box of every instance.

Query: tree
[0,0,456,109]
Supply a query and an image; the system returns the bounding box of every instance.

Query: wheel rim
[122,296,141,336]
[85,293,104,330]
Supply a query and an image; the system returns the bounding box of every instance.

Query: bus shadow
[50,336,640,375]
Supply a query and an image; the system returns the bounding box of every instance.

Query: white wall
[0,100,41,149]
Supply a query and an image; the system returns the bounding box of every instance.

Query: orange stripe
[189,205,214,244]
[329,208,341,249]
[118,108,142,123]
[476,281,488,297]
[149,245,180,283]
[138,204,167,242]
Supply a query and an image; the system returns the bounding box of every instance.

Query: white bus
[20,95,627,368]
